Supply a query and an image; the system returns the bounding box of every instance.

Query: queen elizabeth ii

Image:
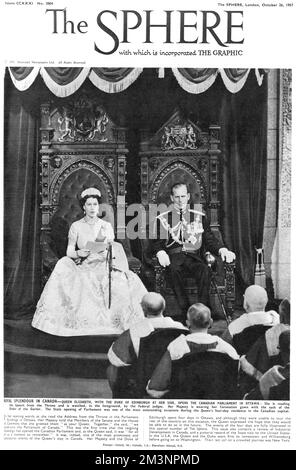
[31,187,147,336]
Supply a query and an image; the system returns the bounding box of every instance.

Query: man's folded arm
[108,330,134,367]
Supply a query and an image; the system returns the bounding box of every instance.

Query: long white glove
[156,250,171,267]
[219,247,236,263]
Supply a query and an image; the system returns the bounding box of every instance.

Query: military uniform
[153,206,224,319]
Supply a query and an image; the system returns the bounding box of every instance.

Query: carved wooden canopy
[39,92,128,227]
[39,92,128,267]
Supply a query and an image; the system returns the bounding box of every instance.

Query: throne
[139,110,235,318]
[39,93,141,284]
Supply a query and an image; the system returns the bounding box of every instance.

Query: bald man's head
[141,292,166,317]
[187,303,213,331]
[243,285,268,313]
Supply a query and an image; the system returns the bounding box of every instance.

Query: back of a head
[244,285,268,312]
[187,303,212,330]
[279,329,290,354]
[141,292,166,317]
[279,298,290,325]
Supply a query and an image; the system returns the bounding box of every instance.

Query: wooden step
[4,343,109,379]
[4,319,118,353]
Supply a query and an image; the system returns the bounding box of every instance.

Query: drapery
[8,67,264,97]
[172,68,264,94]
[4,85,41,318]
[9,67,144,97]
[220,78,267,297]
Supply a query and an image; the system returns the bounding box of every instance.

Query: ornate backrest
[39,92,128,281]
[140,109,222,240]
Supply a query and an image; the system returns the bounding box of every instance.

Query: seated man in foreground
[107,292,186,395]
[222,285,280,356]
[146,303,239,398]
[239,298,290,394]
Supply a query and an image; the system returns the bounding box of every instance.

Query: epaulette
[189,209,205,216]
[156,210,171,219]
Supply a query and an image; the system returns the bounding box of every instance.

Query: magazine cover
[1,0,295,454]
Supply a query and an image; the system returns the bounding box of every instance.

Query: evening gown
[31,218,147,336]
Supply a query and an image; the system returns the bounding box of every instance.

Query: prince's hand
[219,248,236,263]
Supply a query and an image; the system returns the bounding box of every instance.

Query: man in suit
[153,182,235,322]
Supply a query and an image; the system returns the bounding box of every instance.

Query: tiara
[81,187,101,198]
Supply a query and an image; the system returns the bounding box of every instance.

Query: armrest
[41,235,59,271]
[117,238,142,272]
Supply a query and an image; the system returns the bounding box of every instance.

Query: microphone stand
[107,242,113,309]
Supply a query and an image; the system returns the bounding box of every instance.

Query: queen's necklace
[84,217,98,226]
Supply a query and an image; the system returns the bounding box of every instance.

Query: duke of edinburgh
[152,183,235,323]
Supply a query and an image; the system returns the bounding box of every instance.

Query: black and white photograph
[1,0,295,453]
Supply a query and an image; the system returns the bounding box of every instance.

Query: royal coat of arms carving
[57,96,109,142]
[161,123,199,150]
